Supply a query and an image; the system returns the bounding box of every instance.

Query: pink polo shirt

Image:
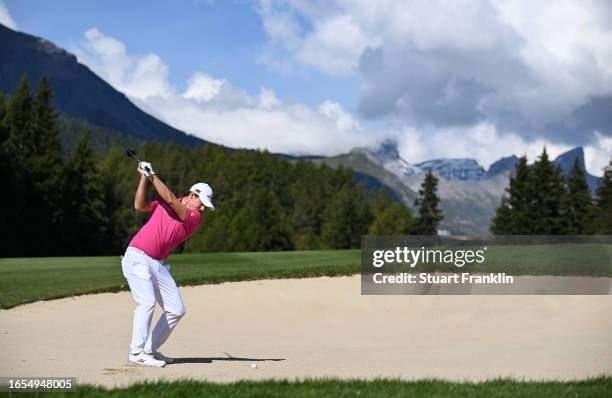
[129,197,202,260]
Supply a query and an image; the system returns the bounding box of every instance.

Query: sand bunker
[1,275,611,388]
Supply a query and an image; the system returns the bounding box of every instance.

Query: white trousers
[121,247,186,355]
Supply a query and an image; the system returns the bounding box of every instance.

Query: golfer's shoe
[147,351,174,364]
[128,352,166,367]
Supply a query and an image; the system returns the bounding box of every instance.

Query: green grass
[1,243,610,309]
[371,243,612,277]
[6,377,612,397]
[0,250,360,309]
[475,243,612,276]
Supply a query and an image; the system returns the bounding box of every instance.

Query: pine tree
[490,195,513,235]
[252,187,293,251]
[4,76,34,164]
[0,93,8,144]
[227,205,262,252]
[491,155,536,234]
[60,133,109,255]
[0,76,67,255]
[413,170,443,235]
[532,148,566,234]
[98,148,139,253]
[32,77,63,159]
[369,202,413,235]
[0,92,9,172]
[507,156,536,233]
[1,76,34,255]
[354,184,374,240]
[290,160,325,238]
[31,77,66,253]
[564,156,596,234]
[322,185,372,248]
[0,92,12,255]
[290,161,324,249]
[186,211,230,252]
[594,159,612,233]
[370,188,393,217]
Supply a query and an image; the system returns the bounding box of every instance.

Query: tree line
[0,76,446,257]
[7,75,609,259]
[491,149,612,234]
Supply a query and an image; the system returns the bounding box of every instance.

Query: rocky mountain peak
[553,147,585,172]
[373,139,400,162]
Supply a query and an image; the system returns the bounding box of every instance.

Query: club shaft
[126,149,150,172]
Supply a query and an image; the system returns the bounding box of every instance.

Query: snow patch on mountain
[414,159,487,181]
[369,140,489,182]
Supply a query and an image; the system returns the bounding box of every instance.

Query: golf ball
[251,363,257,369]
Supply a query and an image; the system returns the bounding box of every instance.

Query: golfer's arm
[148,175,187,220]
[134,174,154,212]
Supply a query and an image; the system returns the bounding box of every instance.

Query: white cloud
[0,0,16,30]
[183,72,224,102]
[258,0,612,147]
[256,0,375,75]
[258,88,280,109]
[137,94,376,155]
[259,0,303,51]
[319,100,358,131]
[75,28,380,156]
[74,28,173,101]
[585,132,612,176]
[296,14,372,75]
[75,28,609,176]
[396,123,610,176]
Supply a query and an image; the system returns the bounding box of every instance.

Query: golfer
[121,161,214,367]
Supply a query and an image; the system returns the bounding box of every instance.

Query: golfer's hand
[138,161,155,177]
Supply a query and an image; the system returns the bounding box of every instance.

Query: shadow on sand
[171,352,286,365]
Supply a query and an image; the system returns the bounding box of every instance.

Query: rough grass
[5,377,612,397]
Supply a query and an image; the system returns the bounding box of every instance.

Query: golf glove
[139,161,155,177]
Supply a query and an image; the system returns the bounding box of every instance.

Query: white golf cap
[190,182,215,211]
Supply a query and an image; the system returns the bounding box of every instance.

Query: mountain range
[372,139,599,190]
[0,24,604,237]
[318,141,601,237]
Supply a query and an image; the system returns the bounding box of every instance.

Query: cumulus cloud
[395,123,611,176]
[257,0,612,149]
[75,28,380,156]
[0,0,17,30]
[139,94,378,155]
[296,14,372,75]
[258,88,280,109]
[585,133,612,175]
[75,28,609,176]
[75,28,172,101]
[318,100,358,131]
[183,72,225,102]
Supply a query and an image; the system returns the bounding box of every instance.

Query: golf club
[125,147,151,173]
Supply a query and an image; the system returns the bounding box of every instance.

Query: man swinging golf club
[121,160,214,367]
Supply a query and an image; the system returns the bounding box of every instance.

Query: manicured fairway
[0,250,360,309]
[4,377,611,397]
[367,242,611,275]
[1,243,610,309]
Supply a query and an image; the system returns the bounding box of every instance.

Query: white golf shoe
[128,352,166,367]
[147,351,174,364]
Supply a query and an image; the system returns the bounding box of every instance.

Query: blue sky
[2,0,611,174]
[7,0,358,108]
